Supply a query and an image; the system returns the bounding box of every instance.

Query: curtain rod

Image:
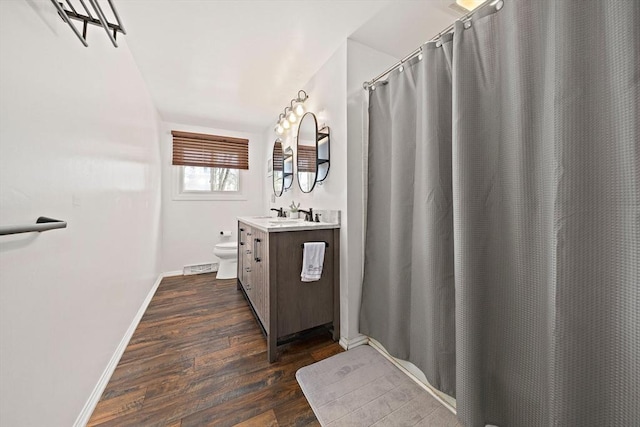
[362,0,502,89]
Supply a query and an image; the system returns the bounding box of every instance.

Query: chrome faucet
[270,207,285,217]
[298,208,314,222]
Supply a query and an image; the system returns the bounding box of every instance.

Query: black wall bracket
[51,0,126,48]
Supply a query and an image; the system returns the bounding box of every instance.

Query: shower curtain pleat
[360,38,457,397]
[452,2,558,424]
[362,0,639,425]
[452,0,639,425]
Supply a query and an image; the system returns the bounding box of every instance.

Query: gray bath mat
[296,345,461,426]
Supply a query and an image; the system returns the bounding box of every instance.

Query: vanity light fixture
[287,104,298,124]
[282,116,291,130]
[274,90,309,135]
[292,90,308,117]
[275,114,286,135]
[284,106,296,125]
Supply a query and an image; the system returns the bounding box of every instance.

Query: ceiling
[118,0,463,133]
[350,0,463,59]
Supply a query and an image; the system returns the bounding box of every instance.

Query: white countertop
[238,216,340,233]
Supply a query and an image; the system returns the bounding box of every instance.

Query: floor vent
[183,262,218,276]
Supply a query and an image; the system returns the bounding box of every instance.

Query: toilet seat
[214,242,237,254]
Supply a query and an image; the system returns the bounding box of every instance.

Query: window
[181,166,239,192]
[172,130,248,200]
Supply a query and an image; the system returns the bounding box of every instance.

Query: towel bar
[0,217,67,236]
[301,242,329,248]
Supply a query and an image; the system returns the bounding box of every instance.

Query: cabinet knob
[245,250,252,254]
[245,267,252,272]
[246,232,252,236]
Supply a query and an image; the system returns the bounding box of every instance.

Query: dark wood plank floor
[88,273,343,427]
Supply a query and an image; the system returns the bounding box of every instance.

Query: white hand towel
[301,242,325,282]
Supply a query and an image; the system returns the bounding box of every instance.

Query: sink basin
[238,215,340,233]
[252,216,302,221]
[268,219,302,225]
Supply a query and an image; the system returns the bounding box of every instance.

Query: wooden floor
[88,273,343,427]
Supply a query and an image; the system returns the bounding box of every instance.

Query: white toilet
[213,241,238,279]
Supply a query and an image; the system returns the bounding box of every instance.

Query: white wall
[161,122,265,272]
[265,40,397,343]
[0,2,162,426]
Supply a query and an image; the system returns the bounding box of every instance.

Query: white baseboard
[367,338,457,415]
[73,272,170,427]
[339,337,348,350]
[339,334,369,350]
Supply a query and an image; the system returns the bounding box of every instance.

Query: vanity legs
[332,228,341,343]
[268,332,277,363]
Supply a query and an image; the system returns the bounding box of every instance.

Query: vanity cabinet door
[274,229,335,337]
[237,221,269,331]
[239,223,254,292]
[251,228,269,330]
[238,223,246,284]
[245,227,255,301]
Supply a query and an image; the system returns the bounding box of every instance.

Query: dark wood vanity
[237,217,340,362]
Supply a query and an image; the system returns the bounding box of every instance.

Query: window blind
[172,130,249,170]
[297,145,317,173]
[273,141,284,171]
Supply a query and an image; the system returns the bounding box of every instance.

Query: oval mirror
[272,139,284,197]
[297,112,318,193]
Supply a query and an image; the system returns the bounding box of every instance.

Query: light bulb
[456,0,484,11]
[275,124,284,135]
[284,107,296,124]
[282,119,291,130]
[293,101,305,117]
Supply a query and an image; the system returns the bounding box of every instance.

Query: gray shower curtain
[360,37,456,396]
[454,1,639,425]
[361,0,639,425]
